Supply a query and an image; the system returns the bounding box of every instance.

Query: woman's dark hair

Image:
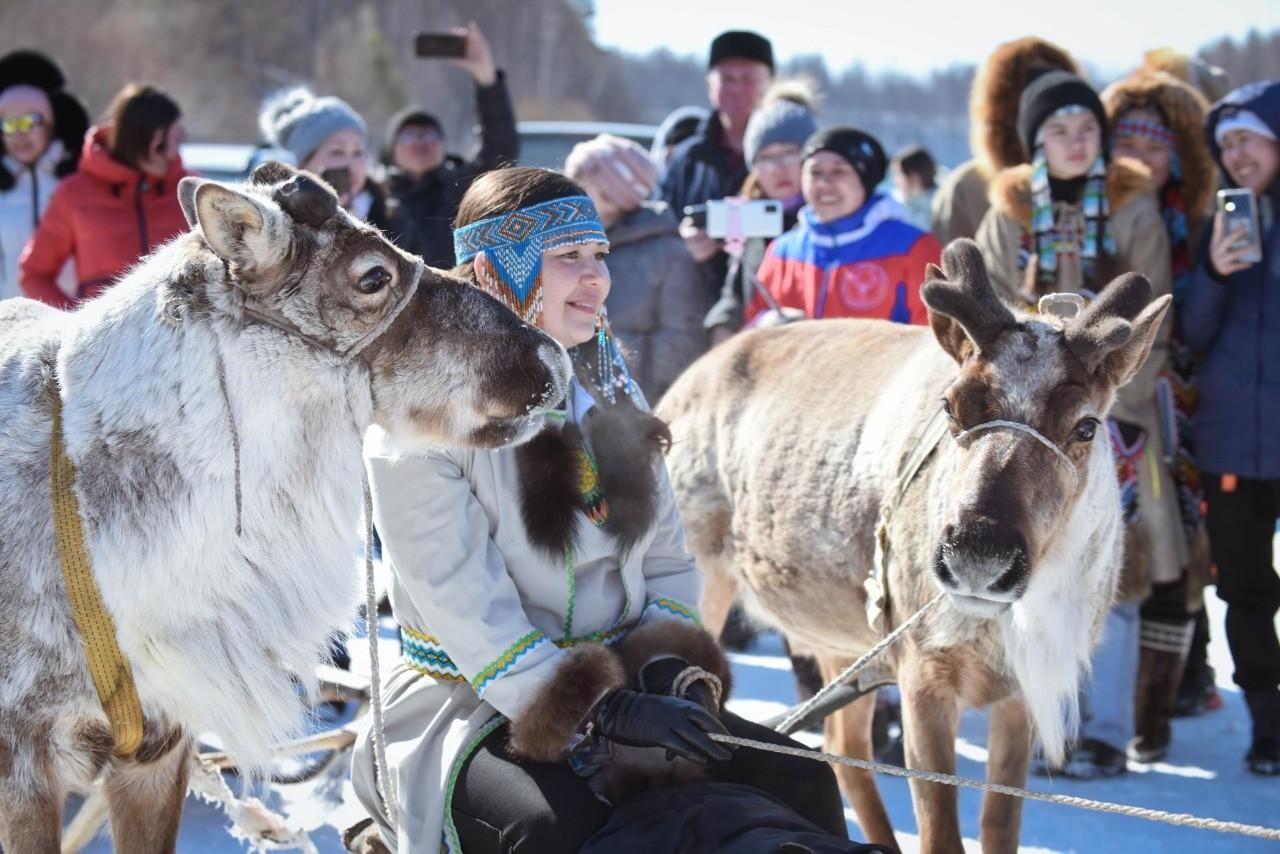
[892,145,937,190]
[105,83,180,169]
[451,166,587,279]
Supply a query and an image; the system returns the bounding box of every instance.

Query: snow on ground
[67,594,1278,853]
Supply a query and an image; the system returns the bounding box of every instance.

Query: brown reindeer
[657,240,1170,853]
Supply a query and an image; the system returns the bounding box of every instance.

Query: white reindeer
[0,162,570,853]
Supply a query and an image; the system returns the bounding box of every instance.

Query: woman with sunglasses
[0,49,87,301]
[20,82,191,309]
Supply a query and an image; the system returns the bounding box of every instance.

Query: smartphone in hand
[1217,188,1263,263]
[414,32,467,59]
[705,199,784,239]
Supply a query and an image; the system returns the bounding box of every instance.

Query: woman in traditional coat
[350,166,846,853]
[1101,69,1217,765]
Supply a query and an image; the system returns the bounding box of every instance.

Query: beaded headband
[1112,118,1175,149]
[453,195,609,325]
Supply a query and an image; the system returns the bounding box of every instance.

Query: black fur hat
[0,49,87,188]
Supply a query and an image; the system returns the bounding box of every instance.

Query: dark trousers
[1202,475,1280,694]
[451,712,847,854]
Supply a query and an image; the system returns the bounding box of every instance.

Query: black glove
[590,688,732,764]
[639,656,718,714]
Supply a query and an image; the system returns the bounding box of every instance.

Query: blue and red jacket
[747,194,941,325]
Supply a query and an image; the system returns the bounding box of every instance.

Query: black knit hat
[1017,71,1108,155]
[801,126,888,191]
[708,30,774,72]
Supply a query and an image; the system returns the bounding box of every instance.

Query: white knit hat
[1215,109,1277,146]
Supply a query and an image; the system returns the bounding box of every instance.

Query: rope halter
[954,419,1081,492]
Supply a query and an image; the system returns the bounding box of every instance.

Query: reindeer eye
[357,266,391,294]
[942,398,957,423]
[1073,417,1100,442]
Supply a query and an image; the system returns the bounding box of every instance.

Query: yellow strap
[50,392,145,757]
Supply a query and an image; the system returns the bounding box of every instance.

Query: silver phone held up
[1217,188,1263,263]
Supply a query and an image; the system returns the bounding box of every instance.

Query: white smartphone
[1217,188,1263,263]
[705,199,784,240]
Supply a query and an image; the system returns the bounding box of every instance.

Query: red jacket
[747,195,941,325]
[20,126,191,309]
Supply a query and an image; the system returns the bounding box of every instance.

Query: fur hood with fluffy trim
[969,37,1082,179]
[987,156,1155,228]
[1102,71,1215,217]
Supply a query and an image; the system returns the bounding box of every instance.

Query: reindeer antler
[271,172,338,228]
[1063,272,1152,372]
[921,239,1017,354]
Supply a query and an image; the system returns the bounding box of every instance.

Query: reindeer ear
[921,239,1016,364]
[177,176,202,228]
[1093,294,1171,388]
[193,182,289,280]
[1065,273,1171,387]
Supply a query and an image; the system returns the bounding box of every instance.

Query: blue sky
[591,0,1279,79]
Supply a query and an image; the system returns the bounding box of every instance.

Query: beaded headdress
[453,195,609,326]
[452,194,642,406]
[1028,105,1115,287]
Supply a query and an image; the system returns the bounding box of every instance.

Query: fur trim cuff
[615,620,732,702]
[507,644,625,761]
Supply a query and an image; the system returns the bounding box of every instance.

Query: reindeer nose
[935,520,1030,601]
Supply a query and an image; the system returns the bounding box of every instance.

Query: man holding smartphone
[659,30,773,284]
[1180,79,1280,776]
[382,21,518,268]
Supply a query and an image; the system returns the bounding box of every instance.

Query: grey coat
[351,380,704,852]
[604,203,714,403]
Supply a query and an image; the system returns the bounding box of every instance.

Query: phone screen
[414,33,467,59]
[1218,189,1262,262]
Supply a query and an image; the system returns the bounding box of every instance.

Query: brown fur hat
[970,37,1082,178]
[989,156,1155,228]
[1101,71,1215,218]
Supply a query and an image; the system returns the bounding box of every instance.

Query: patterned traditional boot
[1129,618,1194,763]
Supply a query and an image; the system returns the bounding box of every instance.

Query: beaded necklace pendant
[576,445,609,526]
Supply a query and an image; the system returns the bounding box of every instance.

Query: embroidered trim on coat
[644,597,701,625]
[402,627,467,682]
[470,630,549,696]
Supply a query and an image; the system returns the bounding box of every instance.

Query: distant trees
[1198,28,1280,88]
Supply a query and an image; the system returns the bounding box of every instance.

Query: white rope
[955,420,1079,490]
[776,594,945,733]
[708,733,1280,842]
[363,474,397,827]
